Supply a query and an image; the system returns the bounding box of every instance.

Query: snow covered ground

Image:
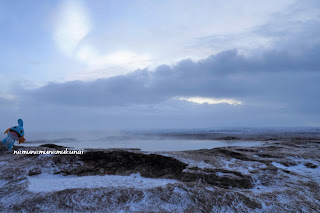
[28,173,179,192]
[1,130,319,212]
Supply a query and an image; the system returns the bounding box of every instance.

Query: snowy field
[28,173,179,192]
[1,129,319,212]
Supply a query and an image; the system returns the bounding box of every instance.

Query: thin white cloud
[76,45,152,70]
[50,0,296,81]
[0,93,15,100]
[179,97,242,105]
[52,1,152,78]
[53,0,91,56]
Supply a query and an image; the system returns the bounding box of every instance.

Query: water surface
[22,130,264,151]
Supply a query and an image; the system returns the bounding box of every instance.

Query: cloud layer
[2,0,320,130]
[22,40,320,112]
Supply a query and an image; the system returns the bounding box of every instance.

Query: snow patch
[28,173,179,192]
[0,179,7,188]
[220,157,268,175]
[158,153,215,170]
[272,161,320,183]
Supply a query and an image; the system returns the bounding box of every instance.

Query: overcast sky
[0,0,319,131]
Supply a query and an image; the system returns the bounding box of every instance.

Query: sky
[0,0,320,131]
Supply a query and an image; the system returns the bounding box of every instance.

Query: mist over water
[19,127,319,151]
[18,128,289,151]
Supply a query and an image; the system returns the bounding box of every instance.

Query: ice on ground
[28,173,179,192]
[272,161,320,182]
[157,153,216,170]
[0,180,7,188]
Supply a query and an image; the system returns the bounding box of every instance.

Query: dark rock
[28,168,42,176]
[51,150,254,189]
[204,168,252,189]
[304,162,318,168]
[39,144,67,149]
[66,151,187,179]
[235,148,256,152]
[257,154,274,158]
[215,148,253,161]
[220,136,240,140]
[180,171,252,189]
[280,161,297,167]
[0,146,8,151]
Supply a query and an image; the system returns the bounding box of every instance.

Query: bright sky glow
[54,0,91,57]
[48,0,296,80]
[179,97,242,105]
[76,46,152,70]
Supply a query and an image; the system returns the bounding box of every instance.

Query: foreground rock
[0,134,319,212]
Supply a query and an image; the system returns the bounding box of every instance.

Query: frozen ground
[0,130,319,212]
[28,173,179,192]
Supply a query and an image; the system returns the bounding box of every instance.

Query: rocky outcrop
[60,151,187,179]
[51,150,253,189]
[1,132,320,212]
